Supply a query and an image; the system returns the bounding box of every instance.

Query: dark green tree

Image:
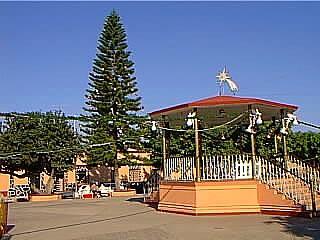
[0,112,80,193]
[82,10,142,190]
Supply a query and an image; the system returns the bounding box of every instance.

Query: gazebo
[148,94,319,216]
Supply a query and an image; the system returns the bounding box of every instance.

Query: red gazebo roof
[150,95,298,116]
[149,95,298,127]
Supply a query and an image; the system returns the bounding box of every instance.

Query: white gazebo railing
[164,154,253,181]
[202,154,252,180]
[164,156,195,181]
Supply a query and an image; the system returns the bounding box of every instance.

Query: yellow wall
[66,169,76,183]
[0,149,152,192]
[118,165,153,182]
[118,166,129,181]
[0,173,28,192]
[14,176,28,185]
[0,175,9,192]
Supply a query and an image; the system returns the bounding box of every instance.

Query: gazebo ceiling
[149,95,298,127]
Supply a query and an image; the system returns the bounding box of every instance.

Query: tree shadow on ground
[1,234,12,240]
[6,209,152,238]
[264,216,320,239]
[126,197,158,210]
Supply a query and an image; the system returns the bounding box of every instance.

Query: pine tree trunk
[114,151,120,191]
[45,168,55,194]
[30,173,41,194]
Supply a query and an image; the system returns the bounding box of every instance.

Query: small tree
[83,10,142,190]
[0,112,80,193]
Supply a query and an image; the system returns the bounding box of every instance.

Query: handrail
[143,170,161,200]
[256,156,315,211]
[286,155,320,193]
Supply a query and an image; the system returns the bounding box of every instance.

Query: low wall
[112,189,136,197]
[158,180,303,215]
[30,194,61,202]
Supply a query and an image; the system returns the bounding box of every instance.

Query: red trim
[260,210,306,217]
[150,95,298,116]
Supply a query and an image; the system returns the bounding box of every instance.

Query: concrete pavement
[4,196,320,240]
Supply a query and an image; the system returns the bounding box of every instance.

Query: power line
[146,112,246,133]
[0,142,114,159]
[298,120,320,130]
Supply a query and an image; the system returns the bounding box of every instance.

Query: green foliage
[169,129,195,156]
[146,119,320,164]
[0,112,80,178]
[144,120,299,160]
[82,10,142,169]
[202,126,242,156]
[287,131,320,161]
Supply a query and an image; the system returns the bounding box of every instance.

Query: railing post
[311,176,317,217]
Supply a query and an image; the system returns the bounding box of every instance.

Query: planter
[112,189,136,197]
[30,194,61,202]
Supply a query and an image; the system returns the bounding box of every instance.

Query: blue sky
[0,2,320,129]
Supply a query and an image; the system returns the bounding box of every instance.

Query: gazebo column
[248,105,256,179]
[280,110,288,167]
[161,115,167,169]
[250,132,256,178]
[194,108,201,182]
[274,135,278,154]
[272,117,278,154]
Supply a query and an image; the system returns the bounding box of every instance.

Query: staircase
[256,156,320,214]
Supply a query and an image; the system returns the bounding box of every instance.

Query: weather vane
[216,66,239,96]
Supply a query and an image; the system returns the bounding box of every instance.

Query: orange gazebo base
[158,180,304,216]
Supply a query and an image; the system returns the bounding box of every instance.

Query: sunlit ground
[5,196,320,240]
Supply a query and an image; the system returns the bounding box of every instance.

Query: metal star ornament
[216,67,239,95]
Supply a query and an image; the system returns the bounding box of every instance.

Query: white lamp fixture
[151,121,157,131]
[221,133,226,140]
[280,127,288,135]
[287,113,299,125]
[186,112,196,127]
[246,109,262,134]
[255,109,263,125]
[245,124,256,134]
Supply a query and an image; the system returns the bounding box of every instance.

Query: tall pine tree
[83,10,142,190]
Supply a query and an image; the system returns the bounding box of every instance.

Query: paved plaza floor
[4,196,320,240]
